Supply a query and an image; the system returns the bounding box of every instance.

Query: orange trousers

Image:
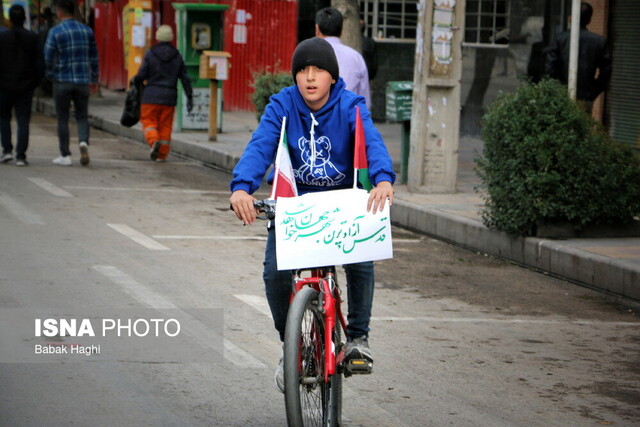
[140,104,175,160]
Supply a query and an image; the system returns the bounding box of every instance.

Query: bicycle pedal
[344,359,373,376]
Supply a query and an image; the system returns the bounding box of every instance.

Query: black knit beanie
[291,37,340,82]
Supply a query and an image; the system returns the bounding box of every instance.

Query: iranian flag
[270,117,298,200]
[353,106,373,191]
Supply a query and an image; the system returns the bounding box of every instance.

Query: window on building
[464,0,510,47]
[361,0,510,46]
[361,0,419,42]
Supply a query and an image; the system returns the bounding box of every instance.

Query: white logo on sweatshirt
[294,135,345,187]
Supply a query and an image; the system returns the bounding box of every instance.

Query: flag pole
[353,107,359,189]
[270,116,287,200]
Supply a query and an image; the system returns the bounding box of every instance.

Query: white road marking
[107,224,171,251]
[93,265,175,309]
[92,265,266,368]
[0,192,45,225]
[154,235,266,241]
[66,186,229,195]
[24,156,194,166]
[392,238,422,243]
[233,293,638,327]
[371,316,639,326]
[234,294,273,318]
[221,340,267,369]
[150,235,414,242]
[28,177,74,197]
[153,236,409,243]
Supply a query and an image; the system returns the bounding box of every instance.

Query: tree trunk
[332,0,362,53]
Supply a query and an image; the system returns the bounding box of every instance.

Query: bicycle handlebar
[253,199,276,220]
[229,198,276,221]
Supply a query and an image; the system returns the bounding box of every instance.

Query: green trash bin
[386,81,413,184]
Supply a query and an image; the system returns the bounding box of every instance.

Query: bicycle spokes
[298,305,326,425]
[285,285,343,427]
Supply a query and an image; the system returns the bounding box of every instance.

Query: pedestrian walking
[546,1,612,113]
[131,25,193,162]
[36,7,56,98]
[44,0,99,166]
[0,4,44,166]
[0,11,7,32]
[360,19,378,81]
[315,7,371,108]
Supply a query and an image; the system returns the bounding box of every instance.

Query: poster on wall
[131,25,146,48]
[432,0,456,67]
[181,88,209,130]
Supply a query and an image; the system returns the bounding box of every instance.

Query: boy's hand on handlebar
[367,181,394,214]
[230,190,258,225]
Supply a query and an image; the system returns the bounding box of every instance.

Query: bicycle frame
[291,267,347,381]
[248,199,345,425]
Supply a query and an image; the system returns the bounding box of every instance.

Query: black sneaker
[1,153,13,163]
[15,159,28,167]
[341,336,373,362]
[339,336,373,375]
[150,141,161,161]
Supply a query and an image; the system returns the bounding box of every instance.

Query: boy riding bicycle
[229,37,395,391]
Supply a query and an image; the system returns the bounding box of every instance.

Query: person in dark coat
[0,7,7,31]
[132,25,193,162]
[360,19,378,81]
[545,1,612,112]
[0,4,44,166]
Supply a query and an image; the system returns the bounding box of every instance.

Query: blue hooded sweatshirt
[230,78,395,195]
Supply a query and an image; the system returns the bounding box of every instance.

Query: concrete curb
[34,97,639,302]
[391,199,640,300]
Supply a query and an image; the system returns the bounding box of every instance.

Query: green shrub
[250,68,293,121]
[476,79,640,236]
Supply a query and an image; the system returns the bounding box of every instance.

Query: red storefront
[94,0,127,91]
[94,0,297,112]
[219,0,298,111]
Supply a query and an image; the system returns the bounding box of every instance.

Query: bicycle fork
[320,276,336,381]
[319,272,350,382]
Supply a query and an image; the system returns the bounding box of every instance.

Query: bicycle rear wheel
[284,286,340,426]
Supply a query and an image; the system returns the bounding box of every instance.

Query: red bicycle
[253,199,372,427]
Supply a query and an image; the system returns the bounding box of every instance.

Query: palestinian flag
[270,117,298,199]
[353,106,373,191]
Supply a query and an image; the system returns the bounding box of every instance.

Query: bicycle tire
[284,286,341,426]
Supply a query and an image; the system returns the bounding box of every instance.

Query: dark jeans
[53,82,90,156]
[263,226,375,342]
[0,90,34,160]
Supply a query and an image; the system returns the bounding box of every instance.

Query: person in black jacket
[0,5,43,166]
[360,19,377,81]
[545,1,612,113]
[132,25,193,162]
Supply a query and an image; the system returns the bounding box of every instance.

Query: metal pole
[568,0,581,101]
[401,121,410,184]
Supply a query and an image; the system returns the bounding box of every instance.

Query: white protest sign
[275,189,393,270]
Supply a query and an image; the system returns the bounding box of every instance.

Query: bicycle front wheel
[284,286,339,426]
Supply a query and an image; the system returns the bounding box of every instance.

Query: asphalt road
[0,113,639,426]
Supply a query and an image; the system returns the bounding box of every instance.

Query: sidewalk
[34,89,640,301]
